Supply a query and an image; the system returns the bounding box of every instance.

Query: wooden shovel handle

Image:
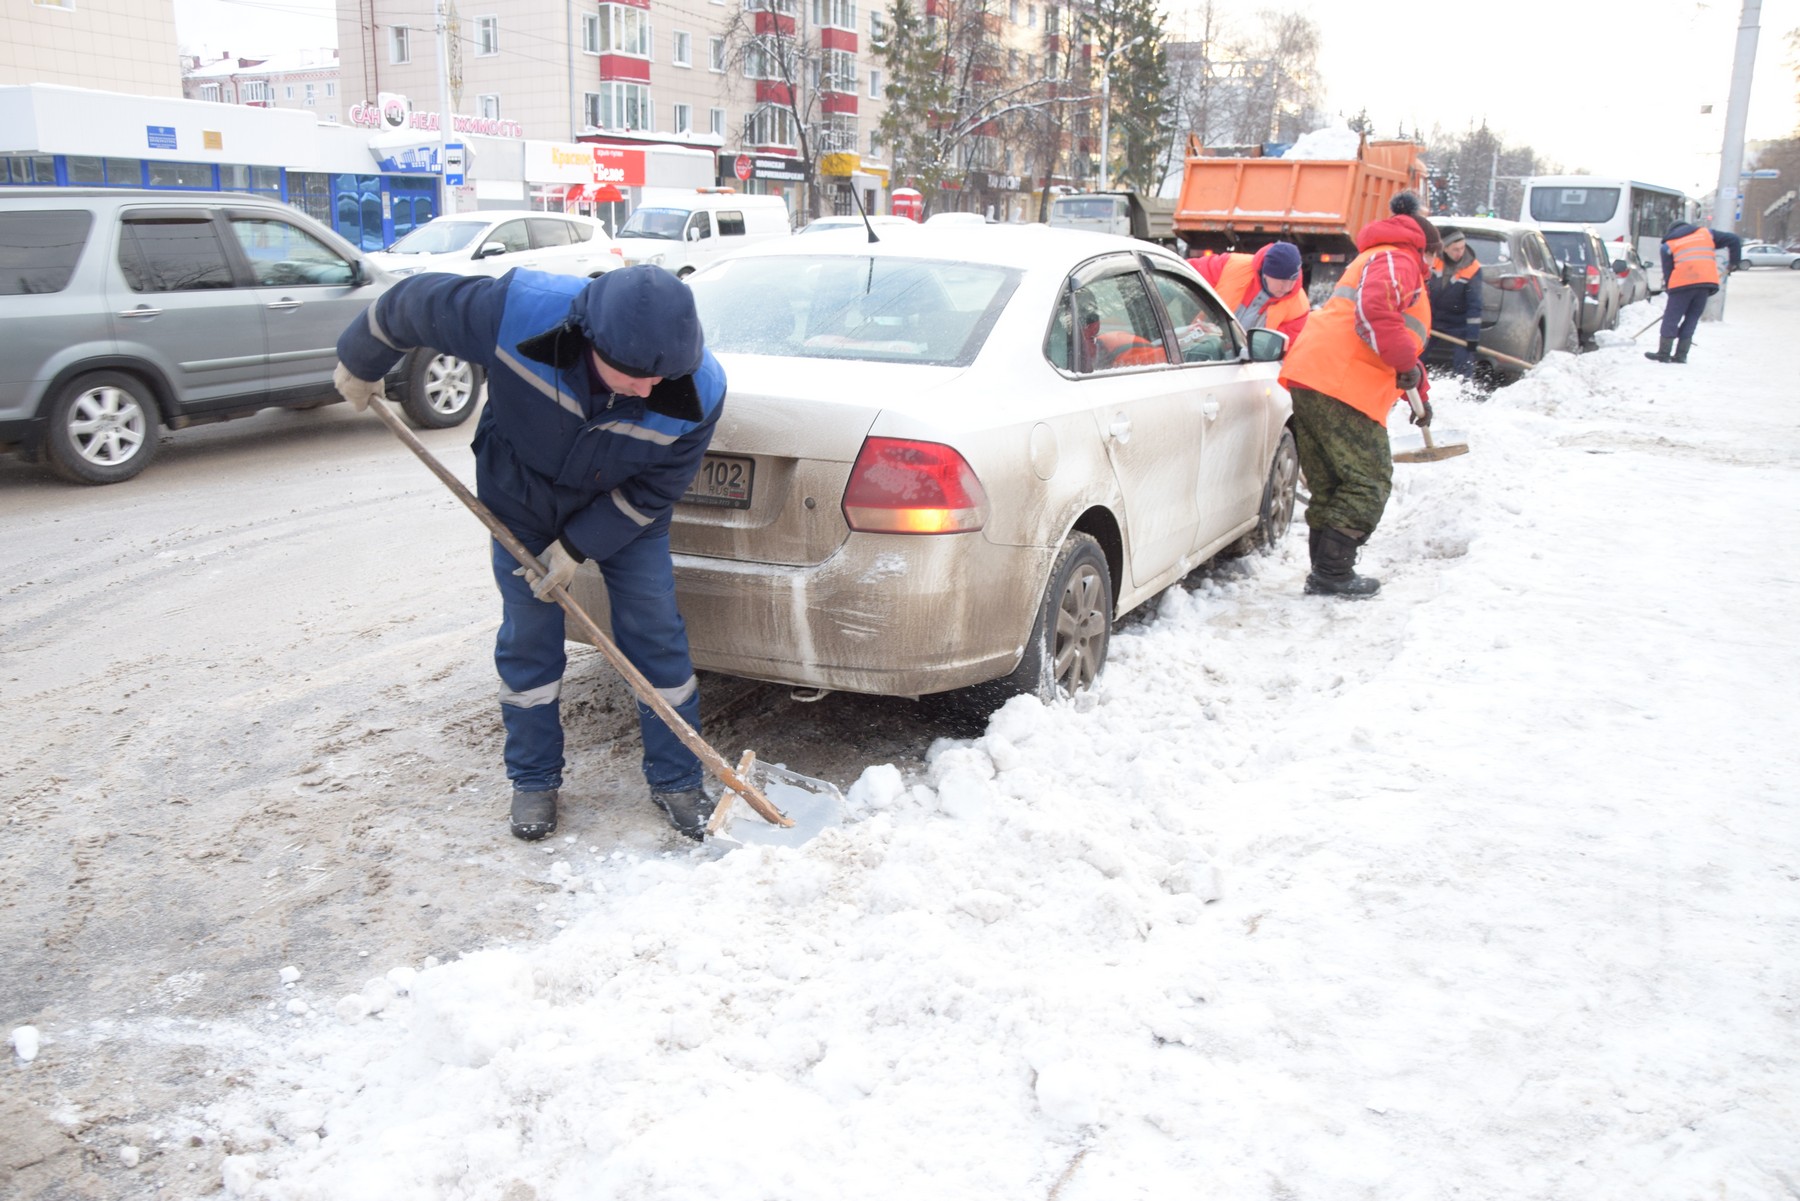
[366,398,792,828]
[1430,328,1533,372]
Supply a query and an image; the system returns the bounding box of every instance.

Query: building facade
[182,50,344,117]
[0,0,181,96]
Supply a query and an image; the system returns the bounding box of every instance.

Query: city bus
[1519,176,1697,291]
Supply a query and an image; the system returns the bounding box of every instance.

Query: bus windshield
[1530,187,1621,225]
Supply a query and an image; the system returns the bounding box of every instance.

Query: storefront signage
[819,152,860,177]
[349,99,524,140]
[527,141,646,188]
[734,154,753,181]
[146,125,177,150]
[720,154,810,185]
[967,171,1022,192]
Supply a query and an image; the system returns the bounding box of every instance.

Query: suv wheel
[46,371,161,485]
[399,350,483,429]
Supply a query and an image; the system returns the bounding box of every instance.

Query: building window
[476,15,498,55]
[673,103,692,133]
[868,68,881,99]
[284,85,295,99]
[303,83,316,106]
[581,13,600,53]
[32,0,76,9]
[477,94,501,119]
[598,4,649,57]
[747,105,797,148]
[746,37,793,81]
[821,48,856,93]
[672,30,691,66]
[820,113,856,154]
[326,81,335,96]
[199,83,220,101]
[1008,0,1019,22]
[588,82,650,131]
[147,160,217,188]
[1028,3,1037,27]
[869,129,881,157]
[709,107,725,136]
[745,0,797,12]
[708,36,725,72]
[242,80,269,103]
[390,25,411,64]
[1046,5,1057,34]
[810,0,854,30]
[1,154,58,185]
[870,11,888,44]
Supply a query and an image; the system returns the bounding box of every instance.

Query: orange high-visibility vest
[1666,227,1720,289]
[1280,245,1431,424]
[1213,254,1311,333]
[1432,253,1480,284]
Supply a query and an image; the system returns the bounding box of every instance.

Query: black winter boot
[651,785,716,841]
[510,789,558,841]
[1672,337,1692,364]
[1644,337,1674,363]
[1305,526,1381,598]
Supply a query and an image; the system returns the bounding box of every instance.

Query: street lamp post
[1097,35,1143,192]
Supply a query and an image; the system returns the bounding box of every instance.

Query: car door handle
[1108,417,1132,442]
[266,300,302,311]
[118,307,162,318]
[1201,396,1220,420]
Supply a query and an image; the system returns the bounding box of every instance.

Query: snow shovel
[1430,329,1533,373]
[365,397,846,844]
[1391,388,1469,464]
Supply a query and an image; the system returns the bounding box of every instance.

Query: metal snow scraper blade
[706,751,849,848]
[366,397,825,844]
[1392,388,1470,465]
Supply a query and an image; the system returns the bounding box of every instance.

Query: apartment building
[335,0,893,218]
[0,0,180,96]
[182,50,343,116]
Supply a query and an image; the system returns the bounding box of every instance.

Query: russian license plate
[684,453,754,509]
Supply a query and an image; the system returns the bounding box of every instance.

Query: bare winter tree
[717,0,830,219]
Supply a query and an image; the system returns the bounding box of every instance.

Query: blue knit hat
[574,265,704,380]
[1261,241,1303,281]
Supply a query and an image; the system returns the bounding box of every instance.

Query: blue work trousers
[490,533,703,795]
[1659,286,1712,342]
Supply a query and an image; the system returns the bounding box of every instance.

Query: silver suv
[0,188,483,484]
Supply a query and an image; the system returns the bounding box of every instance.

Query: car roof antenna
[847,183,880,244]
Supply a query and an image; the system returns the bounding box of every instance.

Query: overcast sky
[175,0,1800,196]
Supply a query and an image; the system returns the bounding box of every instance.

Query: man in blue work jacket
[333,265,726,843]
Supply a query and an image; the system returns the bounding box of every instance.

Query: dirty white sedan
[570,225,1296,703]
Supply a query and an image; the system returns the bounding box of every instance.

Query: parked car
[1538,222,1624,347]
[615,188,790,277]
[1739,242,1800,269]
[0,188,482,485]
[366,209,621,278]
[799,214,919,235]
[923,211,993,228]
[1423,217,1582,382]
[1607,239,1652,307]
[566,226,1298,705]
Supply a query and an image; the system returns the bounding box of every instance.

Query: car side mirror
[477,241,508,259]
[686,226,703,242]
[1246,327,1288,363]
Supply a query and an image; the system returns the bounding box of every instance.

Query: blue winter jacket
[337,269,725,563]
[1658,223,1744,290]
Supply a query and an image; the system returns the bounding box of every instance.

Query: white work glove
[333,362,385,413]
[514,541,581,601]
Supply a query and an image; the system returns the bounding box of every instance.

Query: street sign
[444,143,466,187]
[1741,168,1779,179]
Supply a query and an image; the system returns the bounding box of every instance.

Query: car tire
[398,349,483,429]
[1790,260,1800,270]
[45,370,161,485]
[1009,532,1113,701]
[1228,429,1299,556]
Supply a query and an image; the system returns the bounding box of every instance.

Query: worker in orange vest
[1278,192,1439,598]
[1647,220,1743,364]
[1428,228,1484,378]
[1187,241,1311,342]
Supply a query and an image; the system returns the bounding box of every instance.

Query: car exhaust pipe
[790,687,832,704]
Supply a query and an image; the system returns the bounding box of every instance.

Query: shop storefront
[718,151,809,221]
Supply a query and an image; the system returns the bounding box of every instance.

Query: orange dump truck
[1174,134,1428,300]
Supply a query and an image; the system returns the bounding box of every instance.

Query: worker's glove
[514,540,581,601]
[1395,364,1424,391]
[333,362,384,413]
[1409,396,1434,428]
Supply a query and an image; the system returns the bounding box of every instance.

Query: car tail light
[1496,276,1530,291]
[842,437,988,534]
[1585,264,1600,299]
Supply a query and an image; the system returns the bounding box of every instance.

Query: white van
[615,188,791,277]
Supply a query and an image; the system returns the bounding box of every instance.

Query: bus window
[1530,187,1622,225]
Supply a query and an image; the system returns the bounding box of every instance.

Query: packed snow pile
[1282,125,1366,159]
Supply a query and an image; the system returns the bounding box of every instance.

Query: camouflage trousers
[1289,386,1392,536]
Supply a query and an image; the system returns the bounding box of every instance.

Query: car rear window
[0,209,94,295]
[1542,231,1599,266]
[1530,187,1621,224]
[1463,234,1508,266]
[692,254,1021,366]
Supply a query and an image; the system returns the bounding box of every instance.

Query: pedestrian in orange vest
[1647,220,1743,364]
[1279,192,1439,598]
[1187,241,1311,342]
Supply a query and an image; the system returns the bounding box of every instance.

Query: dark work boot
[651,785,716,841]
[510,789,558,841]
[1644,337,1674,363]
[1672,337,1691,364]
[1305,526,1380,598]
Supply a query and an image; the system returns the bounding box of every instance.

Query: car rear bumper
[566,534,1057,697]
